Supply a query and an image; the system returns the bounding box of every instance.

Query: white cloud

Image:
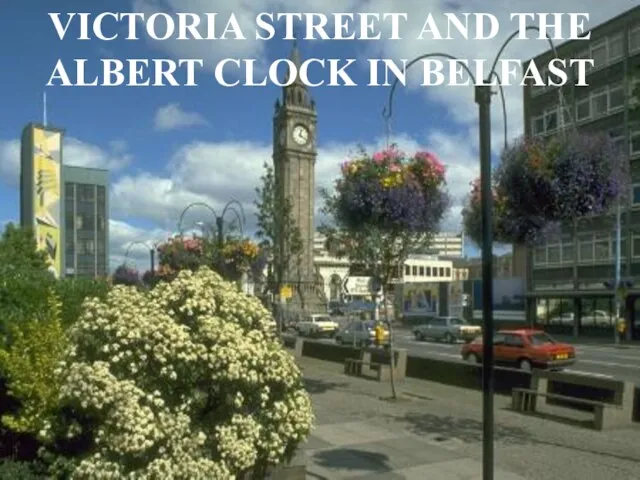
[0,137,132,186]
[108,219,171,271]
[153,103,209,131]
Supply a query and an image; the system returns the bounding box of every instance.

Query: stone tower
[272,41,325,313]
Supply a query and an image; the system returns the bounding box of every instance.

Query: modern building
[425,232,465,257]
[20,122,110,279]
[521,6,640,338]
[63,166,109,278]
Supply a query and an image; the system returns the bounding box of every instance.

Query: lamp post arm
[177,202,219,234]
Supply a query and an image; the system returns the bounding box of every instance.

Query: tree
[321,146,450,399]
[0,223,55,337]
[254,162,303,330]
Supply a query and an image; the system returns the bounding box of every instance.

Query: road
[307,326,640,384]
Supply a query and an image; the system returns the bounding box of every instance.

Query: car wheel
[519,359,532,372]
[444,333,454,344]
[466,353,480,364]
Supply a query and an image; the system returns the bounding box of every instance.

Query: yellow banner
[32,126,62,278]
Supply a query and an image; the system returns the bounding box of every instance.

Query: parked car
[296,314,339,338]
[413,316,482,343]
[335,320,389,347]
[460,328,576,372]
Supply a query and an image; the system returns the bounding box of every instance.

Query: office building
[20,122,110,279]
[63,166,109,278]
[521,6,640,338]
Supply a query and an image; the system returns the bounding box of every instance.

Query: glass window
[631,130,640,155]
[433,268,438,277]
[446,268,451,277]
[576,98,590,120]
[633,236,640,258]
[412,266,417,276]
[630,24,640,53]
[633,185,640,205]
[419,266,424,276]
[590,41,607,68]
[579,241,594,261]
[404,265,410,275]
[562,244,574,263]
[493,333,506,345]
[532,115,544,135]
[426,267,431,276]
[608,85,624,110]
[439,267,445,276]
[547,245,560,263]
[591,89,608,116]
[529,332,556,345]
[608,34,623,60]
[544,109,558,131]
[573,49,589,75]
[505,334,525,347]
[534,247,546,264]
[594,239,610,259]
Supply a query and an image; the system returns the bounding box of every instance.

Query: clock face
[292,125,309,145]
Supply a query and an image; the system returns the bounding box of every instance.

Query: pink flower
[372,152,385,164]
[389,164,402,173]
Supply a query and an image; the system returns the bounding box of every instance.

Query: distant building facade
[20,122,110,279]
[63,166,109,278]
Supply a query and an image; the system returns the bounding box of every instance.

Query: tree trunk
[382,289,397,400]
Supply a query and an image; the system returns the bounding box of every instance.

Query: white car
[296,314,339,338]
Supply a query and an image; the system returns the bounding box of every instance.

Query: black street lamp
[177,200,246,250]
[124,240,157,273]
[382,27,560,480]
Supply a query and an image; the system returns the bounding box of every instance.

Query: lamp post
[124,240,155,272]
[177,200,246,250]
[382,27,560,480]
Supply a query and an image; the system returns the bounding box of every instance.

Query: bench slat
[513,388,617,408]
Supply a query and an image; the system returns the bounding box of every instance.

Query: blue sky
[1,0,636,270]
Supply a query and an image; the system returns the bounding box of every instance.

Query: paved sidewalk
[298,357,640,480]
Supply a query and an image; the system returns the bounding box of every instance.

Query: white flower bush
[50,267,314,479]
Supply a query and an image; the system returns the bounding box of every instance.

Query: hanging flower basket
[112,264,140,286]
[220,238,260,280]
[156,235,205,277]
[333,145,450,232]
[463,132,626,246]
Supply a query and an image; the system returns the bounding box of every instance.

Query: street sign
[280,285,292,299]
[344,276,373,295]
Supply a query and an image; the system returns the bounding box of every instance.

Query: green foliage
[0,460,45,479]
[54,277,110,329]
[0,224,55,337]
[254,162,303,295]
[0,293,68,436]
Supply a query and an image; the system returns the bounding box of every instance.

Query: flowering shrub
[220,238,261,280]
[112,264,140,286]
[334,145,450,232]
[45,267,313,478]
[462,133,625,245]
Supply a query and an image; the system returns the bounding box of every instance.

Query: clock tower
[273,41,324,312]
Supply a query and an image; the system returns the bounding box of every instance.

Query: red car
[460,328,576,372]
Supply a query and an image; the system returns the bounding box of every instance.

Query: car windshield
[528,332,556,345]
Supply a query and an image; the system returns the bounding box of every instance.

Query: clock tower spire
[273,40,324,313]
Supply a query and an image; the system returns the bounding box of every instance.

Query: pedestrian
[374,321,385,348]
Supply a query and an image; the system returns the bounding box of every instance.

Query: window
[426,267,431,276]
[532,115,544,135]
[493,333,506,345]
[633,184,640,206]
[439,267,445,276]
[405,265,410,275]
[433,268,438,277]
[412,266,417,276]
[504,334,525,347]
[576,97,590,121]
[446,268,451,277]
[591,89,608,116]
[631,129,640,156]
[608,34,623,60]
[633,236,640,258]
[562,244,574,263]
[594,237,610,259]
[608,85,624,110]
[547,245,560,264]
[544,109,558,131]
[630,24,640,53]
[573,49,589,76]
[534,247,546,265]
[579,239,594,262]
[590,40,607,69]
[419,266,424,276]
